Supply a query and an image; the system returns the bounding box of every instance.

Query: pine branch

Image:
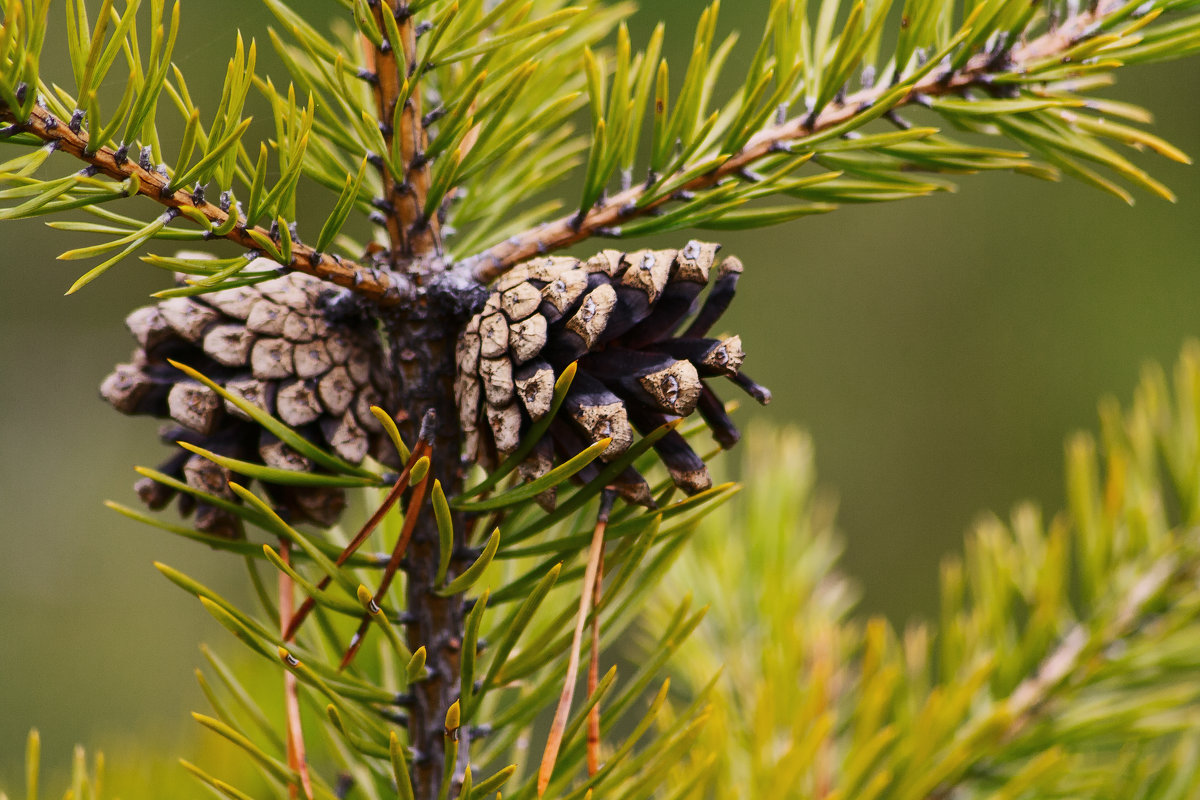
[0,103,413,303]
[460,0,1198,283]
[364,0,442,260]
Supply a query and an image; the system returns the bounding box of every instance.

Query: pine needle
[538,490,616,796]
[278,541,314,800]
[282,425,432,642]
[587,539,605,776]
[340,465,433,670]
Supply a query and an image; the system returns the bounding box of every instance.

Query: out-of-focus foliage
[660,344,1200,798]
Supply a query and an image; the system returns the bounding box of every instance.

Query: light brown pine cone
[101,264,395,535]
[456,240,769,509]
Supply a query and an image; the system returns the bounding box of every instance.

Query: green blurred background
[3,0,1200,788]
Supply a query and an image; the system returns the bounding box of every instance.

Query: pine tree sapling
[5,0,1200,796]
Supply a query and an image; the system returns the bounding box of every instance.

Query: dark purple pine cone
[100,264,395,535]
[455,241,770,509]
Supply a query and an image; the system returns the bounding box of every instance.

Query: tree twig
[366,1,442,262]
[0,104,415,304]
[459,0,1135,284]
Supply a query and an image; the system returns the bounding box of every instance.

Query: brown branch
[461,0,1134,284]
[2,103,414,304]
[367,2,442,262]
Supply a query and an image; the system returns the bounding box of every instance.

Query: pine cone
[456,241,769,509]
[100,264,395,535]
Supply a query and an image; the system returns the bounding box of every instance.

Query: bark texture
[385,286,475,799]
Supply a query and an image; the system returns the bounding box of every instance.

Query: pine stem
[0,105,413,303]
[459,0,1134,283]
[387,306,470,800]
[368,0,442,262]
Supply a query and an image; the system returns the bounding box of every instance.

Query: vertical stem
[368,0,442,260]
[388,303,470,800]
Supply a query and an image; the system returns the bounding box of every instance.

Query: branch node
[422,106,446,128]
[418,409,438,444]
[619,168,633,192]
[380,710,410,727]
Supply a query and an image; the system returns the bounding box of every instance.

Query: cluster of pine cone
[455,240,768,509]
[100,263,393,535]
